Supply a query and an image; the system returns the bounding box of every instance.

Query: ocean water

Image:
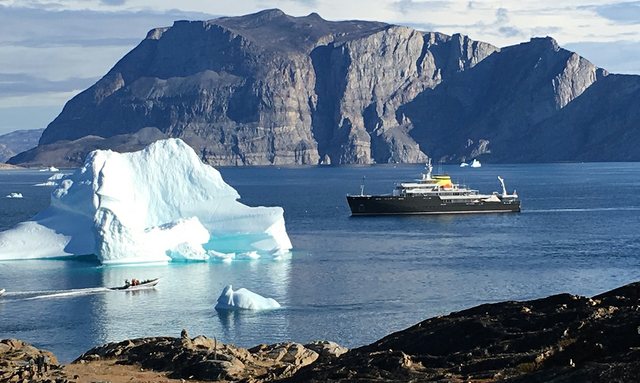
[1,163,639,363]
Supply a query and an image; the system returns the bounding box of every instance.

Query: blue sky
[1,0,639,135]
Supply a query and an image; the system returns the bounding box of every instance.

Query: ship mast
[498,176,507,197]
[424,159,433,181]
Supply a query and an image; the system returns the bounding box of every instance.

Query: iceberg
[214,285,281,311]
[39,166,60,172]
[0,139,292,264]
[35,173,66,187]
[5,192,23,199]
[207,250,236,263]
[470,159,482,168]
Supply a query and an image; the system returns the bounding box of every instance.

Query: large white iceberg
[214,285,281,311]
[0,139,292,264]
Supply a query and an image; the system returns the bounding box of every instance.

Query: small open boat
[108,278,159,291]
[0,288,5,296]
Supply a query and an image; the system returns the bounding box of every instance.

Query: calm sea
[1,163,639,363]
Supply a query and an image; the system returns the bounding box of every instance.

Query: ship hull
[347,195,520,216]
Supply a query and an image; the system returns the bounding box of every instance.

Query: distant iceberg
[460,162,469,167]
[5,192,23,199]
[215,285,281,311]
[35,173,66,187]
[39,166,59,172]
[0,139,292,264]
[470,159,482,168]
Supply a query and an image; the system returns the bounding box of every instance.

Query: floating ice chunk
[460,162,469,167]
[237,251,260,260]
[39,166,60,172]
[207,250,236,262]
[5,192,23,199]
[272,250,293,261]
[214,285,281,311]
[0,138,292,264]
[470,159,481,168]
[35,173,66,187]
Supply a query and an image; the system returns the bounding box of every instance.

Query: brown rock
[0,339,67,383]
[304,340,348,360]
[73,332,331,382]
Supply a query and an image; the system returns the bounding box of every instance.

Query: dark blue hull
[347,195,520,216]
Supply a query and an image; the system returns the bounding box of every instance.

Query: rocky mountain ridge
[0,129,43,163]
[9,9,640,166]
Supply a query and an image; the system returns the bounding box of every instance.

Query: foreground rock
[0,339,68,382]
[74,331,347,382]
[287,282,640,382]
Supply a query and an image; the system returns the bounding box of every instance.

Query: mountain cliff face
[10,9,640,166]
[401,37,612,162]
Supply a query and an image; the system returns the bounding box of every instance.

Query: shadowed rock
[285,282,640,382]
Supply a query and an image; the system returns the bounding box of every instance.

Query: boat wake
[526,207,640,213]
[2,278,160,302]
[3,287,110,301]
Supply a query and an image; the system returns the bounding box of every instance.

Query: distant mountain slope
[9,9,640,166]
[401,37,611,162]
[519,74,640,162]
[0,129,43,163]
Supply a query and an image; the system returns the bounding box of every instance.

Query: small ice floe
[34,173,66,187]
[39,166,60,172]
[470,159,482,168]
[460,162,469,167]
[207,250,236,263]
[237,251,260,260]
[272,250,292,261]
[214,285,281,311]
[5,192,23,199]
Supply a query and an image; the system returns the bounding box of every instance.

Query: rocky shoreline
[0,163,23,169]
[3,281,640,382]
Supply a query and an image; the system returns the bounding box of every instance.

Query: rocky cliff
[9,9,640,166]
